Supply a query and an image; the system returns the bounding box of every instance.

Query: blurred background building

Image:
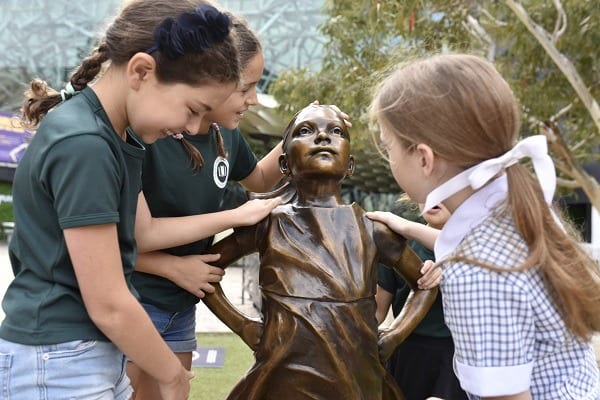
[0,0,329,170]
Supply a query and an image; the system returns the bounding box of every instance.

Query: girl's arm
[240,141,283,192]
[366,211,440,250]
[65,223,192,398]
[135,252,224,298]
[375,284,393,325]
[134,192,280,252]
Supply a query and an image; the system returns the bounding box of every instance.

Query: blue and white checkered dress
[436,176,600,399]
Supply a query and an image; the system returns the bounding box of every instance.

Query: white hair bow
[422,135,556,213]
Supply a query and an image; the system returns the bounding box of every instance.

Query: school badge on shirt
[213,156,229,188]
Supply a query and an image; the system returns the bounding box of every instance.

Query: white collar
[423,135,556,214]
[435,175,508,262]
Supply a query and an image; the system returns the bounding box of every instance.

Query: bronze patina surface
[204,105,437,400]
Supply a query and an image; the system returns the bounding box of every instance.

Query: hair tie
[146,4,231,59]
[60,82,78,102]
[172,132,184,140]
[422,135,556,213]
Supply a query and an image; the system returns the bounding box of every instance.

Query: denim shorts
[0,337,132,399]
[142,303,197,353]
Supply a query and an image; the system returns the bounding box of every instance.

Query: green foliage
[479,1,599,163]
[270,0,477,149]
[269,0,599,177]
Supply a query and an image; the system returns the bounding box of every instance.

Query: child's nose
[315,129,330,143]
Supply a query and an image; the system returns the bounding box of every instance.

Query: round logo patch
[213,156,229,189]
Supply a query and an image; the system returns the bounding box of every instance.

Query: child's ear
[415,143,436,177]
[279,154,290,176]
[346,155,355,177]
[127,53,157,90]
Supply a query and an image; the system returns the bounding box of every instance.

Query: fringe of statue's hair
[249,179,296,204]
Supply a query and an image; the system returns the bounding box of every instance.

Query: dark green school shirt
[132,126,258,312]
[0,87,145,345]
[378,240,451,337]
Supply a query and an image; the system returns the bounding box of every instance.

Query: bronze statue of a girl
[203,104,437,399]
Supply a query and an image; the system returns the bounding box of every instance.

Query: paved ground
[0,241,598,355]
[0,241,259,333]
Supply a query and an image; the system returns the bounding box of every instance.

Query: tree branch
[465,14,497,61]
[551,0,567,44]
[505,0,600,133]
[540,121,600,211]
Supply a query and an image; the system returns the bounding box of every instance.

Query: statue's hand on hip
[377,327,398,363]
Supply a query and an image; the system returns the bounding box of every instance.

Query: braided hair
[21,0,240,129]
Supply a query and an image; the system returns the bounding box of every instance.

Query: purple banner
[0,112,30,166]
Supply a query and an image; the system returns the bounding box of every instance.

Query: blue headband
[145,4,231,59]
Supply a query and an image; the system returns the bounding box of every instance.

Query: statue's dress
[227,203,404,400]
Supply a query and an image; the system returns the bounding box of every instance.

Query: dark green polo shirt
[378,240,451,337]
[0,87,145,344]
[132,126,257,312]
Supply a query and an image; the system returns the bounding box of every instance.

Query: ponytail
[506,165,600,340]
[21,43,110,129]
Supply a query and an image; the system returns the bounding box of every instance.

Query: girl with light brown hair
[368,53,600,399]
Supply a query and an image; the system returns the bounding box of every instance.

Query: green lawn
[0,182,13,241]
[190,333,254,400]
[0,182,13,222]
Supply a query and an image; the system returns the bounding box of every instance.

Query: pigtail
[21,42,110,129]
[70,41,110,92]
[21,79,62,129]
[506,165,600,339]
[213,124,227,158]
[178,137,205,173]
[172,124,230,174]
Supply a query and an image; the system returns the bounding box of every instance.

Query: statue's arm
[202,225,264,350]
[373,222,438,361]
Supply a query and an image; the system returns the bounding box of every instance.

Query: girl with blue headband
[0,1,268,399]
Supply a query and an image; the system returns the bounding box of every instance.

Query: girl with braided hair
[126,15,286,399]
[0,1,279,399]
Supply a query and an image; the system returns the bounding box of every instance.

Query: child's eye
[330,127,343,136]
[298,127,312,136]
[189,108,199,116]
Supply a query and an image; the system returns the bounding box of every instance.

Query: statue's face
[284,106,352,180]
